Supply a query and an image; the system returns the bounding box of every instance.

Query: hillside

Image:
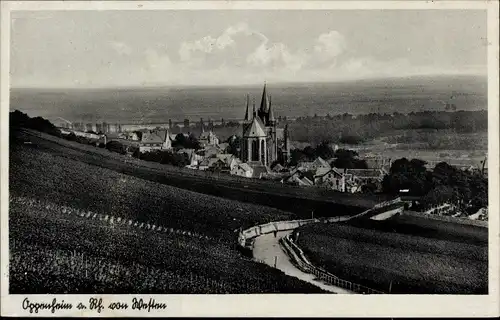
[9,138,326,294]
[294,217,488,294]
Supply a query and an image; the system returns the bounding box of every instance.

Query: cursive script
[22,298,73,314]
[132,298,167,312]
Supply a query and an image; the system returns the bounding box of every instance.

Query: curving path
[252,230,353,294]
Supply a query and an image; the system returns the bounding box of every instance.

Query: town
[47,83,488,223]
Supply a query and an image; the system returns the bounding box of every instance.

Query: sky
[10,10,487,88]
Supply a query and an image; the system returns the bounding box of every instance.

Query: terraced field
[295,220,488,294]
[9,139,326,293]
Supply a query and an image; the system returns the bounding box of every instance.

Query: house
[344,168,385,192]
[202,145,222,158]
[139,129,173,153]
[206,158,229,173]
[297,157,331,172]
[313,167,346,192]
[189,152,205,167]
[199,130,219,148]
[218,142,229,153]
[197,158,211,171]
[247,161,271,179]
[231,162,254,178]
[284,168,315,186]
[345,169,385,183]
[287,174,314,187]
[215,154,239,171]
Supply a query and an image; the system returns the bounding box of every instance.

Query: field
[9,139,329,293]
[295,218,488,294]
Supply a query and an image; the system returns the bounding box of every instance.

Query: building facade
[240,84,290,167]
[139,129,173,153]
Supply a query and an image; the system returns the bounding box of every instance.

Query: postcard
[1,0,499,317]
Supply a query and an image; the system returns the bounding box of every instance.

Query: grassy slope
[295,219,488,294]
[9,142,325,294]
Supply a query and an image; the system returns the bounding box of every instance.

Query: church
[240,83,290,167]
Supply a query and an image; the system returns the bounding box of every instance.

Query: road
[252,230,353,294]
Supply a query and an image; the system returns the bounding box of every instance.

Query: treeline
[289,142,367,169]
[383,158,487,214]
[137,150,190,167]
[10,110,61,137]
[288,110,488,145]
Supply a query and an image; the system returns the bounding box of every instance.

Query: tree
[314,141,335,160]
[382,158,430,196]
[10,110,61,137]
[227,135,241,156]
[332,149,368,169]
[289,149,308,166]
[421,185,454,209]
[106,141,126,155]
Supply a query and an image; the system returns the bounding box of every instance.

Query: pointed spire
[244,94,250,121]
[268,95,275,123]
[252,98,256,118]
[259,82,269,113]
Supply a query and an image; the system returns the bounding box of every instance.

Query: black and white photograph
[1,0,499,317]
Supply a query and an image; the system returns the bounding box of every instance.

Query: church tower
[241,83,282,167]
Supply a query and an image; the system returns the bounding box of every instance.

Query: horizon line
[10,73,487,91]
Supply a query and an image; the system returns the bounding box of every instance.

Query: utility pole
[274,256,278,268]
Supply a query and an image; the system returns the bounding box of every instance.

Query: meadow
[295,219,488,294]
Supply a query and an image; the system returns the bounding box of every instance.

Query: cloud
[314,30,346,58]
[247,42,305,72]
[178,22,268,64]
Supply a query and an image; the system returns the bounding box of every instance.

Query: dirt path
[252,230,353,294]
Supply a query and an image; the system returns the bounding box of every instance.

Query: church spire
[244,94,250,121]
[259,82,269,114]
[268,95,275,123]
[252,98,256,118]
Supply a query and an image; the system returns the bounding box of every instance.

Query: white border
[1,1,499,317]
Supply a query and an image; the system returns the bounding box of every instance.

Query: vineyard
[9,141,326,293]
[9,141,296,242]
[294,221,488,294]
[11,129,383,217]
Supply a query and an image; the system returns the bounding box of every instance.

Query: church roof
[243,116,266,137]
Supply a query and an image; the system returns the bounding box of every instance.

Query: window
[251,140,259,161]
